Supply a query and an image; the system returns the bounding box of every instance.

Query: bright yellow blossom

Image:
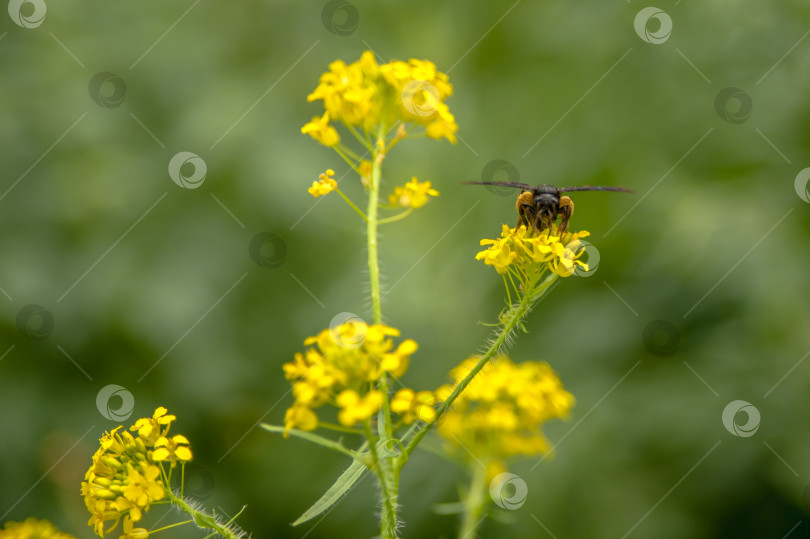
[336,389,383,426]
[82,408,193,537]
[301,112,340,147]
[282,321,419,432]
[304,51,457,143]
[308,169,338,197]
[436,356,574,474]
[388,178,439,209]
[476,225,591,278]
[0,518,76,539]
[391,388,438,424]
[152,435,192,467]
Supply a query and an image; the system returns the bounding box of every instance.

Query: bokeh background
[2,0,810,537]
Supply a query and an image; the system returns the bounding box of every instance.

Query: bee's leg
[557,196,574,235]
[515,191,534,230]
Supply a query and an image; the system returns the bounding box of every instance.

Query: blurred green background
[2,0,810,537]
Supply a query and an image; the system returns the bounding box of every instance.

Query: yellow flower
[304,51,457,142]
[284,404,319,433]
[82,408,193,537]
[388,177,439,209]
[0,518,76,539]
[391,388,438,424]
[301,112,340,147]
[436,356,574,470]
[336,389,383,426]
[152,435,192,467]
[120,516,149,539]
[308,169,338,197]
[475,225,590,281]
[282,321,419,433]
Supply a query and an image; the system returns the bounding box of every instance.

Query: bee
[464,182,633,235]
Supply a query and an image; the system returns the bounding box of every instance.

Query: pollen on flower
[435,356,574,472]
[308,169,338,197]
[388,177,439,209]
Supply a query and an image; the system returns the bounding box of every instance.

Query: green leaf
[291,458,368,526]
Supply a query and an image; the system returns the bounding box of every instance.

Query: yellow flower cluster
[391,388,438,424]
[436,356,574,474]
[0,518,76,539]
[283,321,418,432]
[308,169,338,197]
[476,225,591,277]
[81,407,192,538]
[388,177,439,209]
[302,51,457,145]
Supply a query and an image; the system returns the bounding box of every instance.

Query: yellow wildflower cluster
[302,51,457,145]
[391,388,439,424]
[81,407,192,538]
[0,518,76,539]
[476,225,591,278]
[388,177,439,209]
[308,169,338,197]
[436,357,574,475]
[283,321,418,432]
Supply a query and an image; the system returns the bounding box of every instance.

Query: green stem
[458,463,488,539]
[367,130,399,539]
[335,188,368,222]
[378,208,413,225]
[400,281,540,463]
[166,491,245,539]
